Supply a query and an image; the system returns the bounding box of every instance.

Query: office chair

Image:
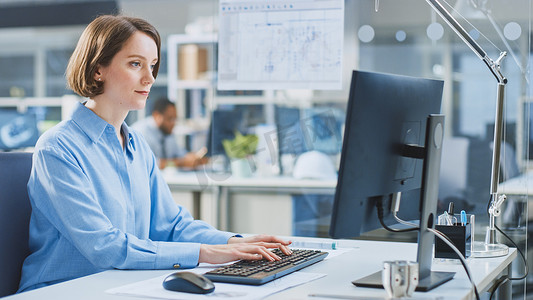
[0,152,32,297]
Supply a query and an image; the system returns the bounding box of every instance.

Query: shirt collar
[71,102,136,153]
[71,102,109,144]
[122,123,136,153]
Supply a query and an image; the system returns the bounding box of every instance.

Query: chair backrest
[0,152,32,297]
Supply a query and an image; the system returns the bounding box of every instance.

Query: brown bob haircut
[66,15,161,98]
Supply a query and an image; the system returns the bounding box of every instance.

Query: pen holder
[434,222,472,259]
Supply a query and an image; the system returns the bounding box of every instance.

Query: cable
[495,224,529,280]
[483,194,529,298]
[393,212,418,228]
[485,195,529,277]
[376,198,418,233]
[380,194,512,299]
[489,276,510,300]
[390,192,419,228]
[377,196,479,298]
[486,194,493,212]
[428,228,480,300]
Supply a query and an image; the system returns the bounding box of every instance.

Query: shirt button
[173,263,181,269]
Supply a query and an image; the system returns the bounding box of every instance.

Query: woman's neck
[85,98,127,149]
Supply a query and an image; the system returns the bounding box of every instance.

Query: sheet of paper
[106,270,326,300]
[311,247,354,260]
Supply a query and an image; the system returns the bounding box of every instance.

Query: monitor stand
[352,269,454,291]
[352,114,455,291]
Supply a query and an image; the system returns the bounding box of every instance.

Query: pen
[460,210,467,226]
[443,211,453,225]
[195,146,208,159]
[447,202,457,225]
[291,241,338,250]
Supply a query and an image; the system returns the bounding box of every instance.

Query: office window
[46,49,74,97]
[0,55,34,97]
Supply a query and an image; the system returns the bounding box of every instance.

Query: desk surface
[6,238,516,300]
[162,169,338,190]
[162,170,338,231]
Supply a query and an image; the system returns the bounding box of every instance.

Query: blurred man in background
[133,97,207,169]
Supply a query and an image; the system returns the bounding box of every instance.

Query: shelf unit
[167,34,218,151]
[167,34,217,114]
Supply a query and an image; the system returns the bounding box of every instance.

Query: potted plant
[222,131,258,177]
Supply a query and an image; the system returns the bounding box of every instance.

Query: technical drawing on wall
[218,0,344,90]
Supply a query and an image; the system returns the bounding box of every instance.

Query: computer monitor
[274,106,302,155]
[207,105,267,157]
[206,109,245,157]
[0,109,39,151]
[275,106,344,156]
[329,70,453,291]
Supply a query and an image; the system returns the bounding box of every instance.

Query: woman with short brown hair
[19,15,290,292]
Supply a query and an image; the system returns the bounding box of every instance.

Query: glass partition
[0,0,530,296]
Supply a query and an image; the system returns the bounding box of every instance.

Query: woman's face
[97,31,158,111]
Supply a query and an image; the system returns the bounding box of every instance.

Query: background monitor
[275,106,345,156]
[207,109,244,157]
[275,106,304,155]
[0,109,39,151]
[206,105,265,157]
[329,70,443,239]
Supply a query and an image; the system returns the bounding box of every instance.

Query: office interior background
[0,0,531,297]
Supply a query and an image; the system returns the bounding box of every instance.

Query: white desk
[498,171,533,196]
[163,170,337,231]
[5,238,516,300]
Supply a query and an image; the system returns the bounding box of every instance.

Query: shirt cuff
[155,241,200,269]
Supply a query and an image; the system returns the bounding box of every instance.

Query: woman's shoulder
[35,119,87,151]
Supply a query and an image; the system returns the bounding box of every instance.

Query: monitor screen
[207,105,267,157]
[207,109,244,157]
[329,70,443,239]
[0,109,39,151]
[275,106,344,156]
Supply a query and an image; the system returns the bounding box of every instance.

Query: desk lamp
[376,0,509,257]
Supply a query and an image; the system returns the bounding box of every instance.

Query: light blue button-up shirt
[19,103,235,292]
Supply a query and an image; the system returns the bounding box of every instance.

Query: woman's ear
[94,68,103,82]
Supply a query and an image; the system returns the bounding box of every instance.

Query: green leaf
[222,131,259,159]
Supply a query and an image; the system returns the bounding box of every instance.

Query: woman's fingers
[233,234,292,246]
[279,244,293,256]
[200,239,294,264]
[249,242,292,255]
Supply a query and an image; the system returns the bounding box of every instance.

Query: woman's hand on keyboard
[198,235,292,264]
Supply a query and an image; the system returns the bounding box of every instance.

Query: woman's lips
[135,90,149,96]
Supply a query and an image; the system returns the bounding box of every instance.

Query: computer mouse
[162,271,215,294]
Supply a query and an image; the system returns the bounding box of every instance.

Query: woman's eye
[150,64,156,70]
[131,62,141,67]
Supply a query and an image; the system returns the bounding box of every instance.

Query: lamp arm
[425,0,507,85]
[425,0,508,201]
[474,0,527,77]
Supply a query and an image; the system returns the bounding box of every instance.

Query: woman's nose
[143,69,155,85]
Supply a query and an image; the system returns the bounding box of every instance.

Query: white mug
[382,260,419,298]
